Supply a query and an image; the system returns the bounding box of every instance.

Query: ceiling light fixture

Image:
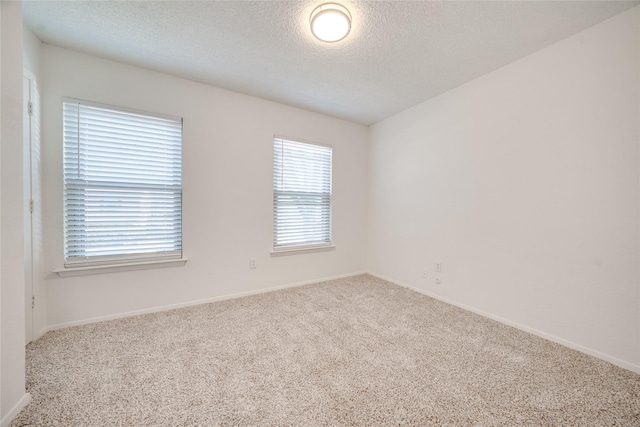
[310,3,351,43]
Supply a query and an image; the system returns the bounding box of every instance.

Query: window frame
[61,98,184,270]
[272,136,333,253]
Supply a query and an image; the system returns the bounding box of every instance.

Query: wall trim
[54,257,188,278]
[45,271,367,332]
[41,269,640,374]
[367,271,640,374]
[1,393,31,427]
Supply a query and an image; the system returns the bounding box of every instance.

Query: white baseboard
[1,393,31,427]
[37,326,49,341]
[367,271,640,374]
[45,271,368,333]
[42,269,639,373]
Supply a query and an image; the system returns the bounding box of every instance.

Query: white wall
[41,45,368,328]
[367,7,640,372]
[1,1,30,425]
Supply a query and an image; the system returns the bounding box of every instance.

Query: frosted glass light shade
[310,3,351,43]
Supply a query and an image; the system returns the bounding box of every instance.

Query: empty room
[2,0,640,425]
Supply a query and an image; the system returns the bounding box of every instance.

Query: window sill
[54,258,188,277]
[270,245,335,257]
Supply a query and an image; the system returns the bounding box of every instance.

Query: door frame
[23,70,35,344]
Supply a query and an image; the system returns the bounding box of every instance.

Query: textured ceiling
[23,0,639,125]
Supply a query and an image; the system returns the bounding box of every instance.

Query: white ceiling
[23,0,639,125]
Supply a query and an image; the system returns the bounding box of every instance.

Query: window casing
[63,99,183,268]
[273,137,332,251]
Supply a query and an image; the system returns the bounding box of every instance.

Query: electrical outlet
[422,269,428,279]
[435,277,441,284]
[249,258,256,269]
[435,262,442,273]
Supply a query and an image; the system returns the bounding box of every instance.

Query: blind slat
[63,100,183,267]
[273,138,332,250]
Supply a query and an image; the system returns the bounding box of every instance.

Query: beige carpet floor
[11,274,640,426]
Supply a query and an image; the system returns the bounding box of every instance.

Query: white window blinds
[273,137,332,250]
[63,99,183,267]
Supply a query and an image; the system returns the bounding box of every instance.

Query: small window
[273,137,332,251]
[62,99,183,267]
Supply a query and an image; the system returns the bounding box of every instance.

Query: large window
[273,137,332,251]
[63,99,183,267]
